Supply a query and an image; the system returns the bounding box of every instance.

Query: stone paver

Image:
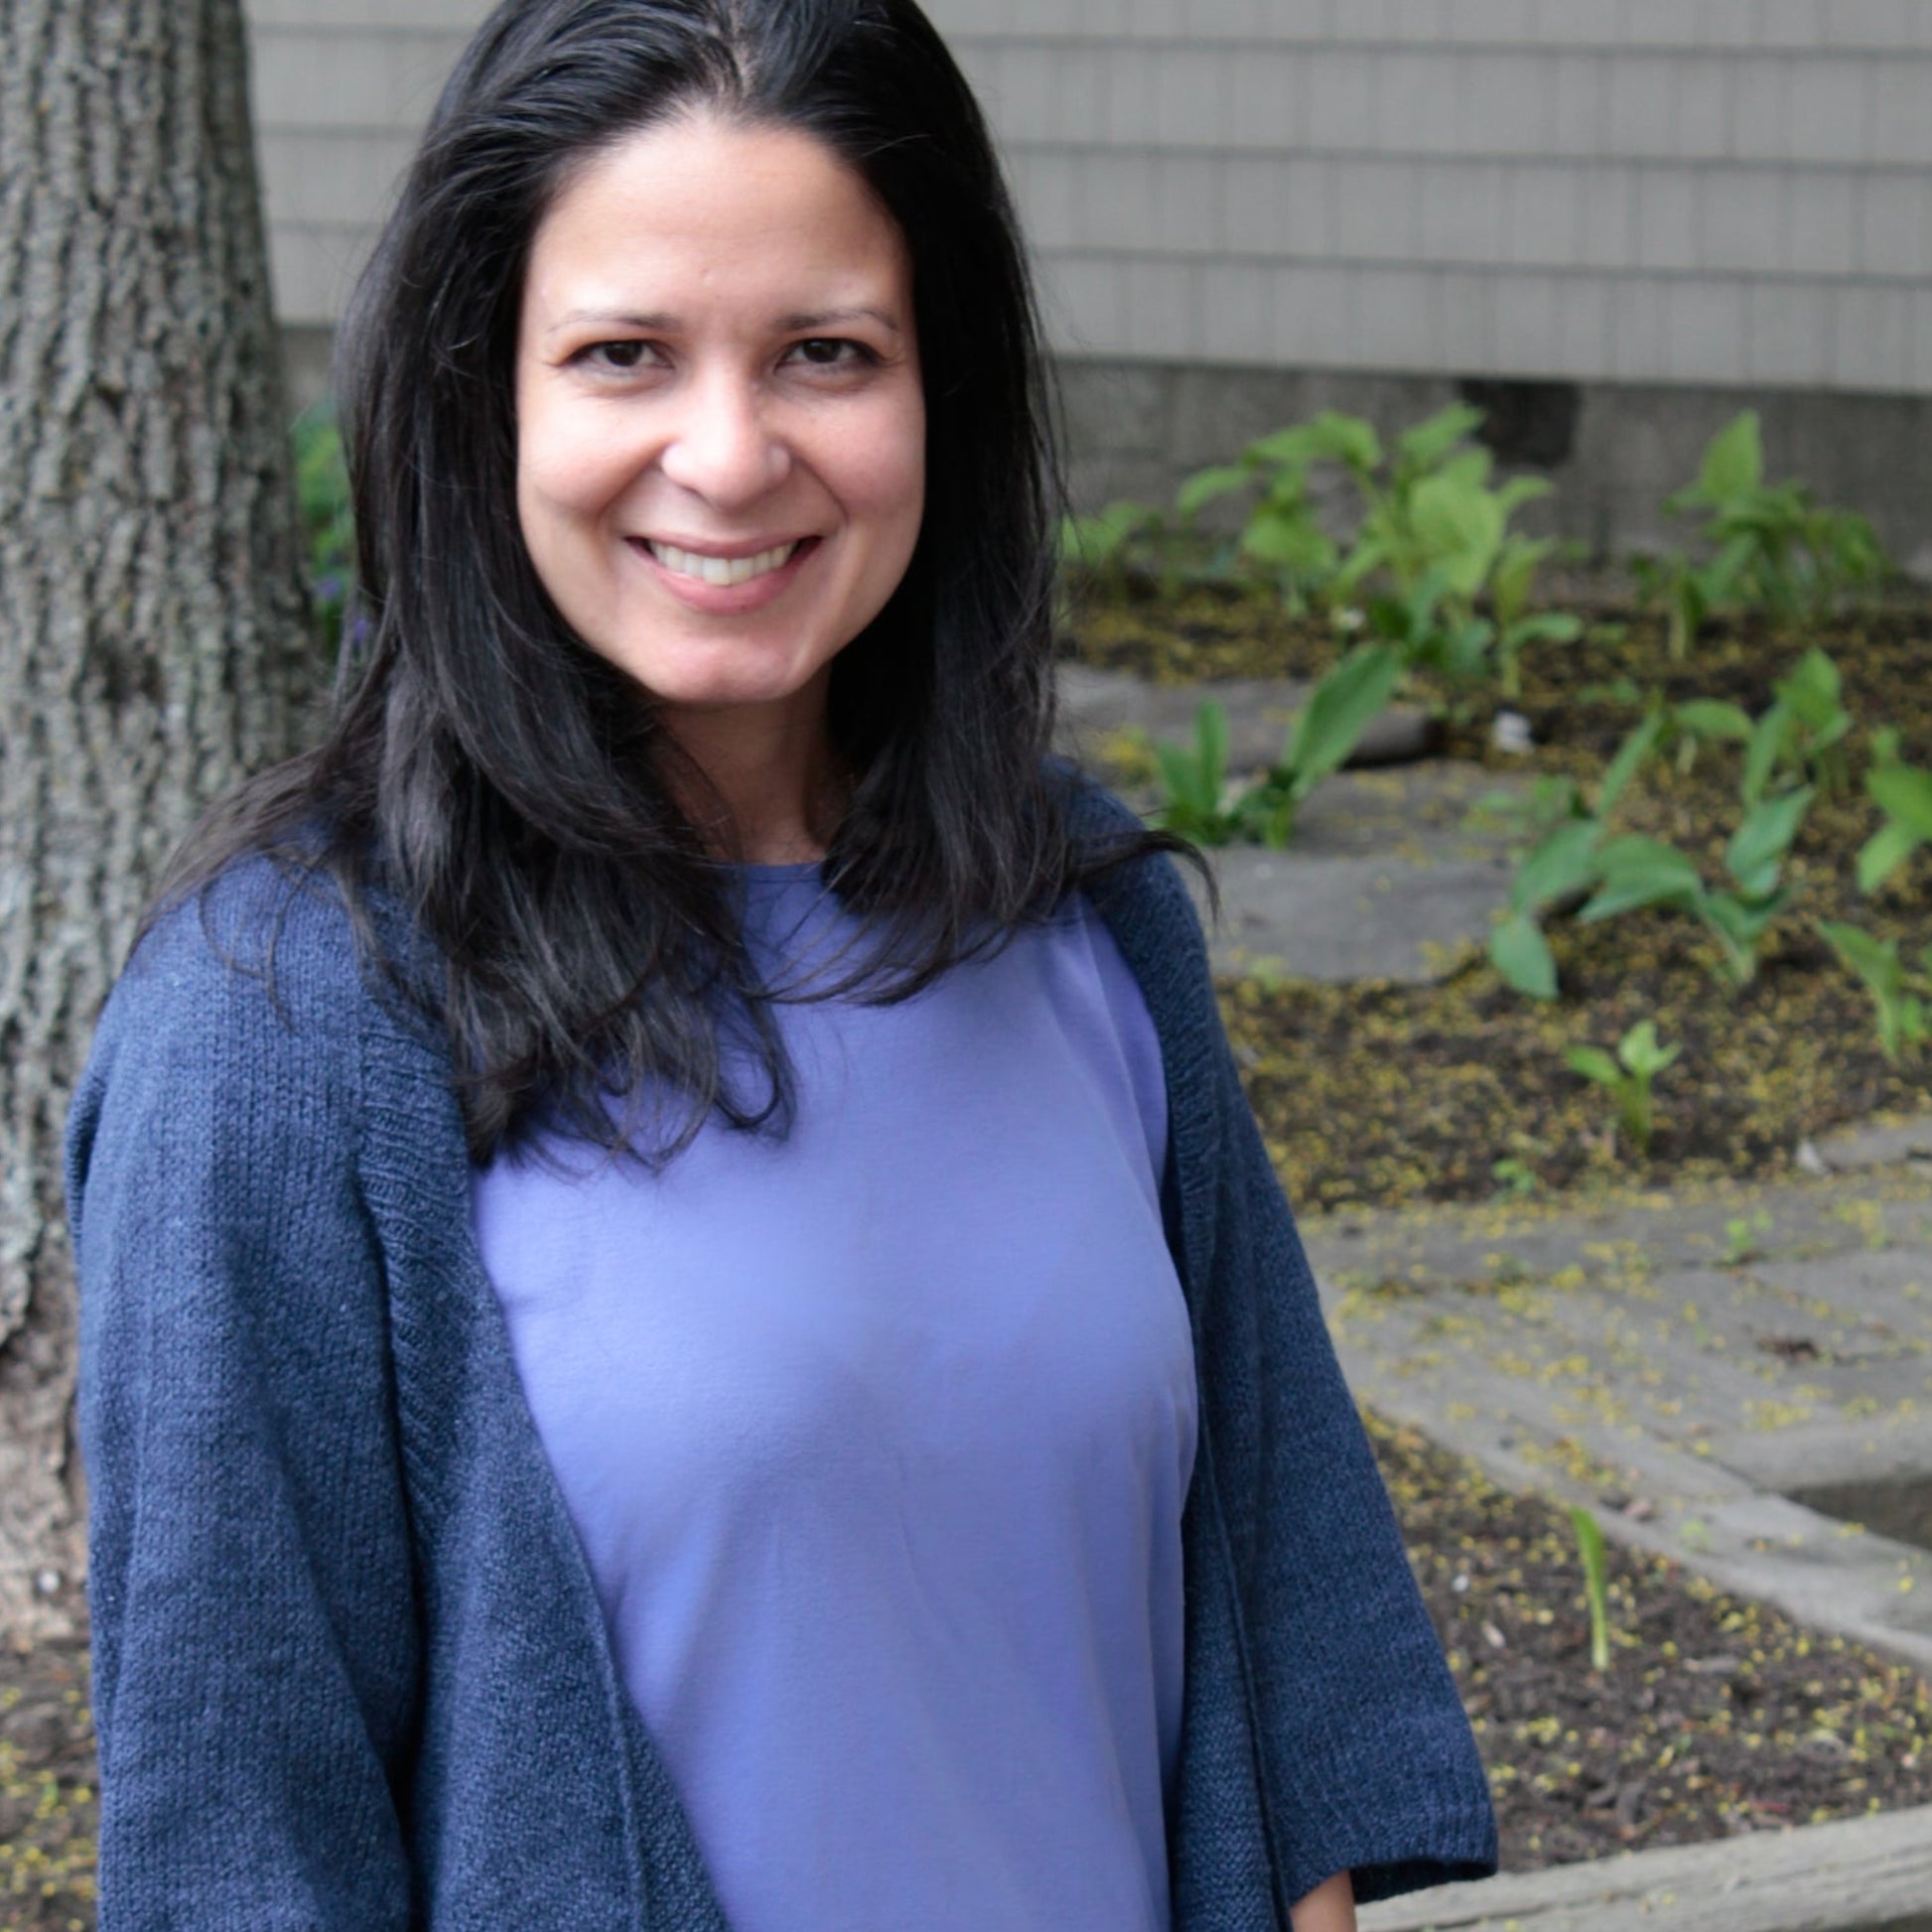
[1302,1167,1932,1675]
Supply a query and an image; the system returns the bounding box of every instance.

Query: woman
[68,2,1497,1927]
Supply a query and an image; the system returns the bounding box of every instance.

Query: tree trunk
[0,0,315,1639]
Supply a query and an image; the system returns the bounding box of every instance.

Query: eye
[576,340,659,372]
[785,337,875,369]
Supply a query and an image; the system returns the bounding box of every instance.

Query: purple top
[472,868,1196,1932]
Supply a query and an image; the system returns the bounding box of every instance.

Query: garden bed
[1064,590,1932,1212]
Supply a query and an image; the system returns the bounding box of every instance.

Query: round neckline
[730,859,826,883]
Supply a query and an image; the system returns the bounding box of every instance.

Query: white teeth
[647,540,799,587]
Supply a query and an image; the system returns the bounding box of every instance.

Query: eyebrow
[544,306,903,339]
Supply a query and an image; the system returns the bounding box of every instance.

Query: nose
[656,367,791,510]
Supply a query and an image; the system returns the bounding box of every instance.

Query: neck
[657,676,847,865]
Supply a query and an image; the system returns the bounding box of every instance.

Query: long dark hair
[159,0,1189,1163]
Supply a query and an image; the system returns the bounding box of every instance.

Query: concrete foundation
[1053,357,1932,583]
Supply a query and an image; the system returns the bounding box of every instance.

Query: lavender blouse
[473,867,1197,1931]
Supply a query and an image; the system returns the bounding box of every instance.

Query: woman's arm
[1292,1870,1358,1932]
[69,875,421,1929]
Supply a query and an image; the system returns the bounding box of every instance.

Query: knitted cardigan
[68,781,1497,1931]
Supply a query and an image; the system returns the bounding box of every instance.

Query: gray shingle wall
[245,0,1932,391]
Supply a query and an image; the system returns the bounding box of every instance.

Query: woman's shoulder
[109,851,377,1052]
[69,853,405,1193]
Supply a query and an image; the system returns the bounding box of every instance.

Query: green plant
[1565,1020,1681,1156]
[1742,647,1853,803]
[1567,1505,1612,1672]
[1638,413,1891,653]
[1152,645,1406,849]
[1723,1210,1773,1268]
[1152,700,1243,845]
[1860,736,1932,895]
[1238,644,1406,846]
[1490,1156,1538,1199]
[293,400,354,654]
[1183,403,1579,695]
[1818,921,1932,1063]
[1336,405,1578,700]
[1488,713,1663,1000]
[1174,413,1374,611]
[1583,782,1814,988]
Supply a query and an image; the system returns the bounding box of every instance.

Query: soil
[7,1412,1929,1924]
[1065,588,1932,1214]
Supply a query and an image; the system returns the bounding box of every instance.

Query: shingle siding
[245,0,1932,392]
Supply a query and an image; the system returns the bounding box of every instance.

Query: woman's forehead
[523,114,909,320]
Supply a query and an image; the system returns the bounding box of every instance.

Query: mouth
[637,538,815,588]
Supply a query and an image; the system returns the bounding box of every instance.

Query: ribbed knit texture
[68,778,1497,1930]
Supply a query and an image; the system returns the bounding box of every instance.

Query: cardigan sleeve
[67,867,420,1931]
[1202,1018,1498,1907]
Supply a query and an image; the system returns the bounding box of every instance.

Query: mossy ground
[1064,584,1932,1213]
[1,1628,93,1932]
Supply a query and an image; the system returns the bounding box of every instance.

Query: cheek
[843,395,926,558]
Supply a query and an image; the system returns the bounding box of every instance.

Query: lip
[626,533,821,615]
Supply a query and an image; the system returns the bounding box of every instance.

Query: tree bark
[0,0,315,1638]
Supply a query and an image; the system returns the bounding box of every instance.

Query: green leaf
[1869,762,1932,841]
[1194,700,1229,792]
[1565,1045,1623,1087]
[1697,411,1763,503]
[1411,473,1504,594]
[1506,613,1584,648]
[1512,820,1602,913]
[1493,475,1552,519]
[1239,510,1337,578]
[1154,741,1213,821]
[1280,644,1404,797]
[1582,837,1704,921]
[1597,713,1665,820]
[1175,464,1253,519]
[1778,646,1842,720]
[1490,911,1558,1000]
[1818,919,1899,993]
[1569,1506,1612,1673]
[1617,1020,1681,1078]
[1674,699,1753,744]
[1858,820,1925,895]
[1725,787,1813,889]
[1396,403,1484,473]
[1742,703,1792,806]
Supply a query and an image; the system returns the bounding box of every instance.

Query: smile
[644,540,805,588]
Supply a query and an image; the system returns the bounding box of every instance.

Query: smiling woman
[513,112,926,856]
[65,3,1496,1929]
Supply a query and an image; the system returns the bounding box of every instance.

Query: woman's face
[513,111,925,749]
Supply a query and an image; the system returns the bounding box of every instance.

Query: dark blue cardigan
[67,787,1496,1929]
